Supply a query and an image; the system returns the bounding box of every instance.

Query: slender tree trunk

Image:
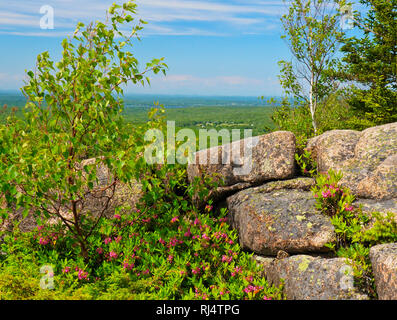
[71,199,89,262]
[308,27,318,135]
[68,122,89,263]
[309,72,318,135]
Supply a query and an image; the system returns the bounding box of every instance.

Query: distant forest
[0,91,278,136]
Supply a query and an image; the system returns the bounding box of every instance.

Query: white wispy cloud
[0,30,71,37]
[0,0,286,37]
[137,0,283,15]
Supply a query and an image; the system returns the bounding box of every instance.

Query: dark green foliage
[338,0,397,127]
[273,0,396,140]
[314,90,361,131]
[295,149,318,177]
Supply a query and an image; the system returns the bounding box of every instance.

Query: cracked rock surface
[227,178,335,255]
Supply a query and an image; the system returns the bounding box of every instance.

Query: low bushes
[0,165,283,300]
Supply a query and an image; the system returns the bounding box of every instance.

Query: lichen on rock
[226,178,335,255]
[254,254,369,300]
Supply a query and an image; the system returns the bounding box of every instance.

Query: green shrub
[0,158,283,300]
[294,149,317,177]
[0,178,282,299]
[270,98,314,149]
[312,170,356,218]
[335,243,376,298]
[270,90,362,147]
[315,90,360,132]
[356,211,397,245]
[312,170,397,298]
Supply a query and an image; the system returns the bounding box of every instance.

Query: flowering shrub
[0,163,283,300]
[312,169,397,298]
[312,169,356,217]
[312,170,369,248]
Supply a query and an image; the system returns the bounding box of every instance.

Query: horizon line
[0,90,282,99]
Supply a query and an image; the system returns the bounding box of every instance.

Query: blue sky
[0,0,352,96]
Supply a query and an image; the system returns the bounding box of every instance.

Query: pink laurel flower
[109,251,117,259]
[171,216,179,223]
[184,230,192,237]
[221,255,232,263]
[231,266,242,277]
[202,233,210,240]
[192,267,201,275]
[39,237,49,245]
[322,190,332,198]
[168,237,179,247]
[78,269,88,280]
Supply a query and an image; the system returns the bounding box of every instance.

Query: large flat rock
[369,243,397,300]
[306,130,361,172]
[255,254,369,300]
[226,178,335,255]
[187,131,296,203]
[307,122,397,200]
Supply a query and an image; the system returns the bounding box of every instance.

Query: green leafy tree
[277,0,345,134]
[0,1,167,261]
[338,0,397,126]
